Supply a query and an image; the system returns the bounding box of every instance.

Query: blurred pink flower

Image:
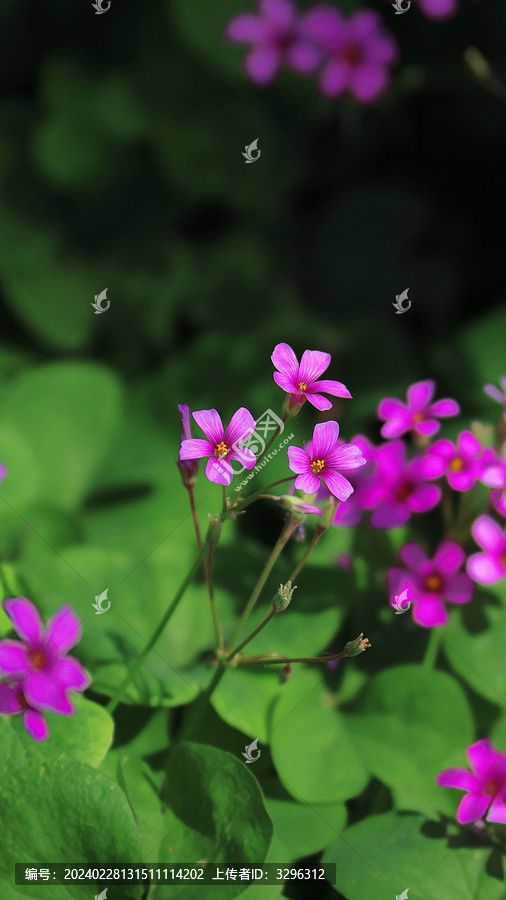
[180,407,257,486]
[467,515,506,584]
[366,440,441,528]
[302,7,399,104]
[417,0,459,18]
[288,421,366,500]
[388,539,473,627]
[481,444,506,517]
[421,430,488,491]
[0,682,49,742]
[437,739,506,824]
[377,380,460,439]
[271,342,351,412]
[0,598,90,719]
[225,0,322,86]
[483,376,506,422]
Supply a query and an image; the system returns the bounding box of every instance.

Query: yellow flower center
[28,649,47,670]
[486,778,503,798]
[424,574,443,592]
[214,441,229,459]
[412,412,424,423]
[298,382,307,392]
[449,457,464,472]
[310,459,325,475]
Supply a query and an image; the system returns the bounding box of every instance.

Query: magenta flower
[377,380,460,439]
[0,463,7,483]
[225,0,322,86]
[302,7,399,104]
[481,444,506,517]
[287,421,366,501]
[272,342,351,412]
[365,440,441,529]
[417,0,459,18]
[176,404,199,489]
[467,515,506,584]
[437,739,506,824]
[179,407,257,486]
[0,598,90,722]
[0,682,50,742]
[388,539,473,627]
[483,376,506,422]
[421,430,487,491]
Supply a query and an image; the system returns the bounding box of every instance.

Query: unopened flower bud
[176,404,199,489]
[206,514,223,546]
[317,495,338,533]
[344,633,371,657]
[273,581,297,611]
[282,394,304,420]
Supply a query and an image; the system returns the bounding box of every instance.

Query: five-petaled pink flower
[302,7,399,104]
[287,421,366,500]
[225,0,322,86]
[387,539,473,628]
[179,407,257,486]
[467,515,506,584]
[437,739,506,824]
[421,430,488,492]
[366,440,441,528]
[272,342,351,412]
[0,597,90,741]
[377,380,460,439]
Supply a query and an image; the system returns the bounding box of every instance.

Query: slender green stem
[237,649,349,666]
[423,628,441,670]
[226,519,297,651]
[207,543,224,650]
[260,413,288,457]
[288,529,323,584]
[106,544,207,713]
[188,486,209,583]
[234,476,296,512]
[227,607,278,660]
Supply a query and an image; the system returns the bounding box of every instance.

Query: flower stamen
[310,458,325,474]
[214,441,229,459]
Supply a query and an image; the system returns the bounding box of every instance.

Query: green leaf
[323,812,505,900]
[458,306,506,385]
[211,668,283,744]
[0,759,142,900]
[269,668,368,804]
[8,695,113,769]
[158,741,273,899]
[262,778,346,863]
[343,666,474,818]
[115,754,166,861]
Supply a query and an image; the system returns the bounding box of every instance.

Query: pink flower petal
[24,671,74,714]
[428,398,460,417]
[23,709,49,742]
[286,40,322,74]
[294,472,321,494]
[0,640,30,677]
[309,379,352,399]
[271,343,300,381]
[349,63,390,105]
[298,350,331,385]
[3,597,43,645]
[229,447,256,469]
[260,0,294,28]
[415,418,440,437]
[327,444,366,472]
[436,768,478,792]
[481,466,506,488]
[321,470,354,501]
[192,409,224,447]
[380,412,412,438]
[468,738,500,773]
[287,445,310,475]
[377,398,406,419]
[205,457,233,486]
[371,500,409,529]
[487,798,506,823]
[458,430,481,459]
[408,484,441,513]
[466,552,505,585]
[46,605,82,655]
[445,573,474,605]
[433,540,465,575]
[179,438,213,461]
[447,469,477,492]
[399,542,428,572]
[245,46,280,85]
[407,380,435,411]
[273,371,298,394]
[225,408,256,449]
[418,0,458,20]
[305,392,332,411]
[225,13,265,44]
[412,595,448,628]
[471,515,505,553]
[310,421,340,458]
[457,793,489,824]
[421,454,448,480]
[53,656,91,691]
[319,62,349,98]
